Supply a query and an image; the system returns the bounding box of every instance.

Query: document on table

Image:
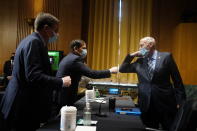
[94,97,106,103]
[77,119,97,125]
[75,126,96,131]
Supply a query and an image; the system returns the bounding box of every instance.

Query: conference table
[37,95,145,131]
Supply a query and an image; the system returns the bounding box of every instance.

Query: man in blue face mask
[48,31,58,43]
[56,39,118,107]
[0,12,71,131]
[119,37,186,130]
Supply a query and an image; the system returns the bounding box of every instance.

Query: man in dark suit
[0,12,71,131]
[3,53,15,88]
[56,39,117,107]
[119,37,186,130]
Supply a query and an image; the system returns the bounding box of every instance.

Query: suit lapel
[153,51,162,78]
[143,51,162,81]
[142,58,151,81]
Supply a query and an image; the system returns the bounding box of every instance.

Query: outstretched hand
[109,66,118,74]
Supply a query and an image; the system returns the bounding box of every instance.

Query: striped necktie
[147,57,154,79]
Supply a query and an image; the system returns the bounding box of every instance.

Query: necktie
[147,58,154,79]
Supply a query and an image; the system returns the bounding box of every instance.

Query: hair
[140,37,156,46]
[70,39,85,51]
[34,12,59,31]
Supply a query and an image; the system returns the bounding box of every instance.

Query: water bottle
[83,102,91,126]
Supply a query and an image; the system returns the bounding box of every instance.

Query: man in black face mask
[56,39,118,107]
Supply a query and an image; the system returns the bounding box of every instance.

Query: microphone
[95,99,107,117]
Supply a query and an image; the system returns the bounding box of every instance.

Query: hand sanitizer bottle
[83,102,91,126]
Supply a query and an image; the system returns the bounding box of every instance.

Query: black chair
[170,99,197,131]
[145,99,197,131]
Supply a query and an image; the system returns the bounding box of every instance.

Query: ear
[149,42,154,48]
[43,25,50,31]
[74,46,78,51]
[74,46,81,54]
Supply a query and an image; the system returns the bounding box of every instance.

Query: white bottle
[85,90,94,103]
[60,106,77,131]
[83,102,91,126]
[92,86,95,99]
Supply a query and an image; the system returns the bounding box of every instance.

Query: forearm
[84,69,111,79]
[26,71,63,88]
[119,54,135,73]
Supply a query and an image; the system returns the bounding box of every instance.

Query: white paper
[94,99,106,103]
[75,126,96,131]
[77,119,97,125]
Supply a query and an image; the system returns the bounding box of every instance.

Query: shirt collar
[35,31,47,46]
[149,50,157,60]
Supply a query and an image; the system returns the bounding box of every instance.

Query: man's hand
[62,76,71,87]
[7,76,12,80]
[109,66,118,74]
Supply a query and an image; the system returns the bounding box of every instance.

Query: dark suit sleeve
[24,39,63,87]
[74,61,111,79]
[3,61,11,76]
[119,54,137,73]
[168,53,186,105]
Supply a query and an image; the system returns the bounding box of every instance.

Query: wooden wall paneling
[173,23,197,85]
[58,0,82,55]
[153,0,197,84]
[16,0,34,47]
[33,0,44,17]
[156,0,182,52]
[0,0,83,74]
[0,0,18,74]
[43,0,60,50]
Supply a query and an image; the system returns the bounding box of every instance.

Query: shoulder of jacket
[158,52,171,57]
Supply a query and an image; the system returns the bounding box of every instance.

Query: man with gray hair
[119,36,186,130]
[0,12,71,131]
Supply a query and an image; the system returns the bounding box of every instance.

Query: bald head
[140,37,156,46]
[139,36,156,50]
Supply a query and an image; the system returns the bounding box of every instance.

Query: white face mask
[139,48,149,57]
[48,32,58,43]
[81,49,87,58]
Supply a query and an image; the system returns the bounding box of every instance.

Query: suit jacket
[3,60,13,87]
[0,32,63,122]
[56,52,111,106]
[119,51,186,113]
[3,60,13,76]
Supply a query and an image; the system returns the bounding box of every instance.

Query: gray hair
[140,37,156,46]
[34,12,59,31]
